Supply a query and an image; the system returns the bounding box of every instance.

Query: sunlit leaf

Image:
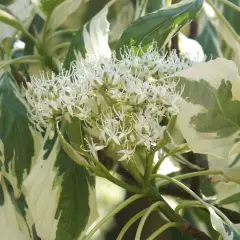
[32,0,65,17]
[0,178,31,240]
[64,2,111,69]
[114,0,203,55]
[0,72,42,197]
[176,58,240,159]
[215,182,240,205]
[23,137,98,240]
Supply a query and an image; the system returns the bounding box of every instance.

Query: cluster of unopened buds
[25,43,198,162]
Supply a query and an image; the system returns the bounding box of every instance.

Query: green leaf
[218,192,240,205]
[134,0,148,19]
[183,207,219,239]
[55,150,97,240]
[57,123,89,168]
[23,136,97,240]
[223,0,240,35]
[66,118,85,152]
[0,7,25,32]
[64,3,111,69]
[209,207,240,240]
[0,72,39,197]
[0,0,14,5]
[146,0,164,13]
[114,0,203,55]
[223,167,240,184]
[196,16,220,59]
[33,0,65,17]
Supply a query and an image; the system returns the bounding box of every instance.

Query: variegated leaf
[0,178,31,240]
[114,0,203,56]
[23,134,97,240]
[64,1,111,69]
[47,0,83,32]
[209,207,239,240]
[31,0,64,17]
[176,58,240,160]
[0,72,42,198]
[0,0,34,41]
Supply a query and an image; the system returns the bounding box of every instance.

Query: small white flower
[117,146,135,162]
[85,138,106,160]
[25,41,200,163]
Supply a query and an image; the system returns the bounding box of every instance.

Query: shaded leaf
[146,0,164,13]
[32,0,65,17]
[223,0,240,35]
[209,207,240,240]
[196,12,221,59]
[47,0,83,32]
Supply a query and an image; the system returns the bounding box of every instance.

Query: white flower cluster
[25,43,197,162]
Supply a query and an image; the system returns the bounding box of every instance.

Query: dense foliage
[0,0,239,239]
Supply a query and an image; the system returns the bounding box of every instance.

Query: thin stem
[211,206,238,230]
[104,172,142,193]
[85,194,145,240]
[144,152,154,187]
[0,56,44,69]
[83,152,142,193]
[152,144,189,174]
[22,28,40,50]
[153,139,167,154]
[42,16,50,44]
[154,174,238,234]
[57,123,141,193]
[166,115,177,135]
[147,222,181,240]
[52,42,70,53]
[154,170,223,187]
[152,174,210,209]
[175,201,239,233]
[172,153,203,170]
[116,209,147,240]
[216,0,240,12]
[46,28,78,42]
[206,0,240,45]
[175,201,202,215]
[135,201,166,240]
[148,186,211,240]
[152,152,172,174]
[121,160,144,185]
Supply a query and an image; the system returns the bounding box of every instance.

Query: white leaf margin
[23,136,62,240]
[175,58,240,160]
[82,0,117,60]
[209,207,235,240]
[0,178,31,240]
[23,133,98,240]
[47,0,83,32]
